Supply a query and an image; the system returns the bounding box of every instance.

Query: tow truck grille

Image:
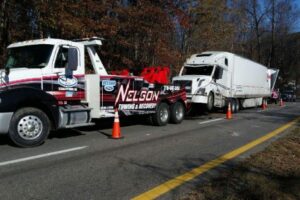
[173,80,192,93]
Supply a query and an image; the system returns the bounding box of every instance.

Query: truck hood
[172,75,206,81]
[172,75,211,86]
[0,68,43,85]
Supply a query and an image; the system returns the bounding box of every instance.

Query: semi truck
[172,51,279,113]
[0,37,186,147]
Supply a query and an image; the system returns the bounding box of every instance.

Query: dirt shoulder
[183,124,300,200]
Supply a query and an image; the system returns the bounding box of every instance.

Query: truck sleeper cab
[0,38,186,147]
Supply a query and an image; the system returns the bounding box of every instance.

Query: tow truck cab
[0,38,186,147]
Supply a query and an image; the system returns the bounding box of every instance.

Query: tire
[231,99,237,113]
[170,102,185,124]
[151,102,170,126]
[233,99,239,113]
[206,92,214,112]
[8,107,50,147]
[236,99,240,112]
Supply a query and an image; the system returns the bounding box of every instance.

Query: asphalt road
[0,102,299,200]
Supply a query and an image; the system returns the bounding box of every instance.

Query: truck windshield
[182,65,213,76]
[5,45,54,69]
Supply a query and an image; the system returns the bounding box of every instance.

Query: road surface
[0,102,299,200]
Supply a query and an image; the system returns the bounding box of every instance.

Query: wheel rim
[175,105,184,120]
[160,107,169,122]
[17,115,43,140]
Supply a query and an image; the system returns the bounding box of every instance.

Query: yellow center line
[132,117,300,200]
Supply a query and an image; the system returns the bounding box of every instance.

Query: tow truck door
[51,45,84,76]
[42,44,84,93]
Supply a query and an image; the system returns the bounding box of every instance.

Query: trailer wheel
[151,102,170,126]
[235,99,240,112]
[231,99,237,113]
[206,92,214,112]
[170,102,185,124]
[233,99,239,113]
[8,107,50,147]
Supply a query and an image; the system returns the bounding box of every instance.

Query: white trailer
[172,51,279,112]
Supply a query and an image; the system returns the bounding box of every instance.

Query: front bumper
[0,112,13,134]
[186,94,208,104]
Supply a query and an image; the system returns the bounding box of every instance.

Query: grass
[183,125,300,200]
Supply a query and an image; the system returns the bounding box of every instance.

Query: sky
[295,1,300,32]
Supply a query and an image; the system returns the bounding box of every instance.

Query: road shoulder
[182,122,300,200]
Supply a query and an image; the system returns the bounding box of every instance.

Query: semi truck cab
[172,52,229,111]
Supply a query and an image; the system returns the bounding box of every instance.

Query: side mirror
[67,47,78,70]
[66,47,79,78]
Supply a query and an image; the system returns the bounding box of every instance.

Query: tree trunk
[0,0,7,43]
[268,0,275,67]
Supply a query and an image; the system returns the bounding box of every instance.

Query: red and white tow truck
[0,37,186,147]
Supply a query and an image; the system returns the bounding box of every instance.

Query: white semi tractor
[172,51,279,113]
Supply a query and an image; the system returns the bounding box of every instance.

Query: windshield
[5,45,54,69]
[182,65,214,76]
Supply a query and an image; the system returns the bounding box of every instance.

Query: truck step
[64,122,95,129]
[61,107,92,113]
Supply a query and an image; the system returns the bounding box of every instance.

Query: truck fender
[0,87,60,129]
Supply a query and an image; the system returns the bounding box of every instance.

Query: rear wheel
[8,107,50,147]
[170,102,185,124]
[151,102,170,126]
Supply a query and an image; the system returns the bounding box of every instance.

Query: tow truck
[0,37,186,147]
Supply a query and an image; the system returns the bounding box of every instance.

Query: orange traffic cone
[279,98,284,107]
[111,108,123,139]
[262,99,266,110]
[226,102,232,119]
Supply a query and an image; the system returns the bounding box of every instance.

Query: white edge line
[198,118,224,125]
[0,146,88,167]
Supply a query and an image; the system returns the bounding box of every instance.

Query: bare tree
[242,0,270,62]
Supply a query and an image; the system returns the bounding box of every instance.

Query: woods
[0,0,299,86]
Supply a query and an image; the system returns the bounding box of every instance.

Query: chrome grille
[173,80,192,93]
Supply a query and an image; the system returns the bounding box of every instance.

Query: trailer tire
[231,99,237,113]
[170,102,185,124]
[206,92,214,112]
[151,102,170,126]
[236,99,240,112]
[8,107,50,147]
[233,99,239,113]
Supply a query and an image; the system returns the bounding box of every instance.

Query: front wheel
[151,102,170,126]
[170,102,185,124]
[8,107,50,147]
[206,92,214,112]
